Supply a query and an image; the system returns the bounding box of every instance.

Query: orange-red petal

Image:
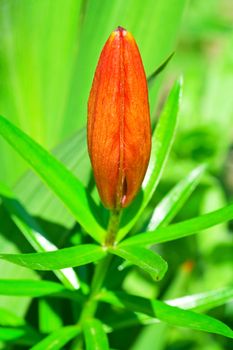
[87,27,151,209]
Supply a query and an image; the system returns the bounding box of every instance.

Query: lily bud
[87,27,151,209]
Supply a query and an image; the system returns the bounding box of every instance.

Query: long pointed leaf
[117,79,182,241]
[98,291,233,339]
[121,202,233,247]
[15,128,91,230]
[0,279,67,297]
[0,115,105,243]
[147,164,206,231]
[0,244,106,270]
[0,181,79,290]
[167,287,233,312]
[0,279,84,301]
[31,325,80,350]
[101,287,233,330]
[147,52,175,89]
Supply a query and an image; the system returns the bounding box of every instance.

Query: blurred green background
[0,0,233,349]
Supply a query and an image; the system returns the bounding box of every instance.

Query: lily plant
[0,27,232,349]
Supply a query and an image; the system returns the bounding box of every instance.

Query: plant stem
[72,255,112,349]
[73,210,121,348]
[105,209,121,246]
[79,255,112,322]
[91,254,112,296]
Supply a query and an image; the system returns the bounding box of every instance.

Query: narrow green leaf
[0,244,106,270]
[0,181,79,290]
[117,79,182,241]
[167,286,233,312]
[15,128,91,230]
[0,115,105,243]
[103,288,233,331]
[83,318,109,350]
[147,164,206,231]
[0,279,68,297]
[98,291,233,339]
[105,287,233,331]
[31,325,80,350]
[121,202,233,247]
[0,307,25,327]
[0,326,41,345]
[0,279,84,302]
[110,246,167,281]
[0,279,65,296]
[147,52,175,89]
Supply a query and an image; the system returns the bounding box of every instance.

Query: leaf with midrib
[121,202,233,247]
[109,246,167,281]
[0,244,106,270]
[0,115,105,243]
[99,287,233,331]
[14,128,91,230]
[98,291,233,339]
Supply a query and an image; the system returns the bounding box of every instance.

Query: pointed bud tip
[115,26,127,32]
[114,26,128,37]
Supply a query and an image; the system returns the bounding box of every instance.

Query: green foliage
[83,319,109,350]
[0,244,106,270]
[0,181,79,289]
[109,246,167,281]
[0,115,105,243]
[146,164,206,230]
[121,202,233,246]
[98,291,233,339]
[0,1,232,349]
[30,326,80,350]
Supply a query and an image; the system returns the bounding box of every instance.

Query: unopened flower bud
[87,27,151,209]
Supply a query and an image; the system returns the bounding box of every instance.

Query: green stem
[73,209,121,348]
[91,254,112,296]
[105,209,121,246]
[79,255,112,322]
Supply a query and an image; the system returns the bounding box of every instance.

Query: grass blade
[0,244,106,270]
[147,164,206,231]
[117,79,182,241]
[121,202,233,247]
[0,115,105,243]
